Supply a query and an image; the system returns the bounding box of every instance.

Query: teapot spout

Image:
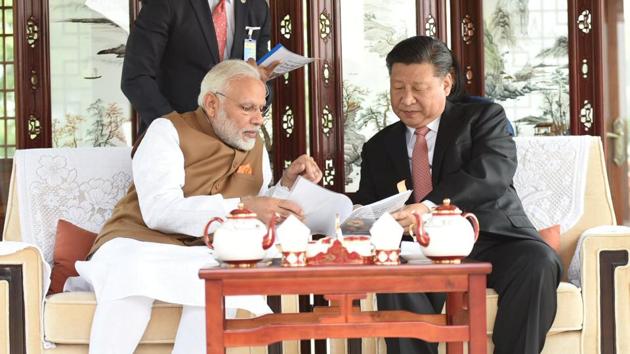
[262,213,277,250]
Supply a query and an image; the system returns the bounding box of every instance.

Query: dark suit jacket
[353,101,539,241]
[121,0,271,134]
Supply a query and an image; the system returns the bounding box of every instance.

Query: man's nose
[401,89,416,105]
[251,110,264,125]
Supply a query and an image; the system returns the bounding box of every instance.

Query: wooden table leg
[446,292,465,354]
[468,274,487,354]
[205,280,225,354]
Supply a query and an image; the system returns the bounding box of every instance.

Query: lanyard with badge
[243,26,260,60]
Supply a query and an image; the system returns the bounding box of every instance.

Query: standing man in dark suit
[353,36,561,354]
[122,0,274,134]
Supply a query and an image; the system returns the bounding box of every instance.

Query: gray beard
[211,109,257,151]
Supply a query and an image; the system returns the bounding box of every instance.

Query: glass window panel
[5,63,12,89]
[483,0,569,136]
[7,146,14,158]
[4,36,12,63]
[0,11,4,36]
[6,118,14,144]
[4,9,11,35]
[6,90,13,117]
[341,0,416,192]
[0,120,5,145]
[0,92,5,116]
[50,0,131,147]
[0,65,4,89]
[3,0,12,7]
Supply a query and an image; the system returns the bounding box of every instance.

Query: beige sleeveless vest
[90,108,264,255]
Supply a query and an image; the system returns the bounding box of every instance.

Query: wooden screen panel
[308,0,344,192]
[568,0,604,135]
[270,0,307,183]
[0,0,17,239]
[14,0,50,149]
[416,0,447,42]
[450,0,484,96]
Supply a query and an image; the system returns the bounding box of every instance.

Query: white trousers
[88,296,238,354]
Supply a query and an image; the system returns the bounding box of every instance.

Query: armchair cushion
[44,292,181,344]
[49,220,97,294]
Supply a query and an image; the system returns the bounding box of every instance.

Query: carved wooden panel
[271,0,307,183]
[416,0,447,42]
[568,0,603,135]
[308,0,344,192]
[450,0,484,96]
[14,0,51,148]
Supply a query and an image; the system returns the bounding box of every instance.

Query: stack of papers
[257,44,315,80]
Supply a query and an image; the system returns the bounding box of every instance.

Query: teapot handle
[409,212,430,247]
[462,212,480,241]
[262,213,278,250]
[203,217,224,249]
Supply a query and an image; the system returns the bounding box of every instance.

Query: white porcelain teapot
[203,204,277,266]
[410,199,479,263]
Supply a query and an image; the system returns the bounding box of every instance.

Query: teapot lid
[432,198,462,215]
[227,203,258,219]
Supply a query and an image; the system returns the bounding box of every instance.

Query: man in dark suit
[353,36,561,354]
[121,0,273,134]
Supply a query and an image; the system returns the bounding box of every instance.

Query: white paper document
[341,191,412,235]
[257,44,315,79]
[286,177,353,236]
[286,177,413,236]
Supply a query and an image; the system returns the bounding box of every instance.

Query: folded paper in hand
[257,44,315,80]
[286,176,412,236]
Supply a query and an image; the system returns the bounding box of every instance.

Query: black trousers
[377,235,562,354]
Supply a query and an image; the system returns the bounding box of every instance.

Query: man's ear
[443,72,453,96]
[203,92,219,118]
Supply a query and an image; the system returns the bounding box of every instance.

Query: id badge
[243,39,257,60]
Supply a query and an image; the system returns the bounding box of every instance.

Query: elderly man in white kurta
[75,60,322,354]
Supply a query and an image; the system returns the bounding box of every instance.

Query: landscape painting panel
[341,0,416,192]
[484,0,570,136]
[50,0,131,147]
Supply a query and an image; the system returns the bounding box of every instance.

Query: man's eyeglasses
[214,92,267,115]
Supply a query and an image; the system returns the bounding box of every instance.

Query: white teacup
[341,235,373,257]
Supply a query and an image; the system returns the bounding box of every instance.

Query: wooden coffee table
[199,260,491,354]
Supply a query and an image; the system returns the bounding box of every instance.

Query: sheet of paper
[257,44,315,79]
[348,190,412,220]
[340,190,412,234]
[286,176,353,235]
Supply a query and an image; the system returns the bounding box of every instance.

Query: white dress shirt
[209,0,235,59]
[404,117,441,206]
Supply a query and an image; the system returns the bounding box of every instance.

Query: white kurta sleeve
[133,118,273,237]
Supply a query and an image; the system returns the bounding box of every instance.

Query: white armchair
[0,147,295,354]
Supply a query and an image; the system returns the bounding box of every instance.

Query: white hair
[197,60,262,106]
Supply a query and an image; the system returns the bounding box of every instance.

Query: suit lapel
[189,0,221,63]
[231,0,246,59]
[432,101,460,184]
[385,122,412,190]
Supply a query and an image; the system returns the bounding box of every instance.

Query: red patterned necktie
[412,126,432,202]
[212,0,227,61]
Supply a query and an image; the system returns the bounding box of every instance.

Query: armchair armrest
[0,245,47,354]
[579,232,630,354]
